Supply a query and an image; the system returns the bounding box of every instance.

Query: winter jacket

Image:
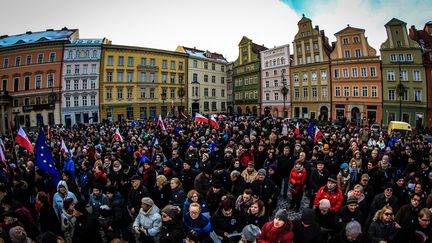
[179,168,198,192]
[257,220,294,243]
[289,167,307,194]
[194,172,211,196]
[394,203,420,228]
[334,206,364,230]
[133,205,162,241]
[152,184,172,209]
[229,176,247,198]
[39,202,62,236]
[276,154,294,177]
[159,219,184,243]
[244,212,268,229]
[108,191,132,228]
[310,168,329,194]
[370,193,399,217]
[314,185,344,213]
[183,197,210,219]
[293,219,322,243]
[87,192,109,216]
[211,209,244,240]
[242,169,258,184]
[61,210,76,243]
[63,157,76,180]
[72,213,102,243]
[367,220,397,243]
[171,187,186,207]
[53,180,78,219]
[251,178,279,204]
[127,184,149,217]
[183,213,212,241]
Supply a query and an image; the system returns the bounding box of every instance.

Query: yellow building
[100,45,188,121]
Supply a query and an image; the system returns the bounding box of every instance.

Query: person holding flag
[35,125,61,187]
[15,126,34,153]
[210,115,220,130]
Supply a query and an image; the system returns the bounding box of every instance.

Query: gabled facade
[330,26,382,125]
[176,46,228,115]
[0,28,79,130]
[62,38,110,127]
[291,15,332,120]
[381,18,426,127]
[260,44,291,118]
[233,36,267,115]
[100,44,188,121]
[409,21,432,127]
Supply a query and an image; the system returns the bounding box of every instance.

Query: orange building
[330,26,382,125]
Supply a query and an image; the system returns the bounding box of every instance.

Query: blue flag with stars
[36,126,61,186]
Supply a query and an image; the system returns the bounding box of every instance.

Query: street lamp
[161,91,167,117]
[281,74,288,118]
[396,61,406,121]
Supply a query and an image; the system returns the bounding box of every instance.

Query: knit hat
[74,200,88,214]
[186,230,200,242]
[301,208,315,225]
[319,199,331,210]
[141,197,154,206]
[130,174,141,181]
[340,163,349,169]
[328,175,337,184]
[162,205,181,219]
[242,224,261,242]
[274,209,289,222]
[269,162,278,170]
[385,182,394,191]
[9,226,27,243]
[346,196,358,205]
[345,221,362,237]
[361,173,370,181]
[257,168,267,176]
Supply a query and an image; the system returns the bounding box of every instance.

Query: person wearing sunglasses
[367,205,397,243]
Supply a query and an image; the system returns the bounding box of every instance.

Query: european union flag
[308,120,314,137]
[36,126,61,186]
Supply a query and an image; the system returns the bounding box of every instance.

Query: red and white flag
[195,113,208,123]
[210,115,220,130]
[61,139,70,155]
[15,127,34,153]
[47,125,52,140]
[0,138,5,154]
[113,128,123,142]
[157,115,166,131]
[294,122,300,138]
[314,126,323,143]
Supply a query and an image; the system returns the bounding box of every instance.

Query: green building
[233,36,267,115]
[380,18,426,127]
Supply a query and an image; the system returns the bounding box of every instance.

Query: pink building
[260,44,291,118]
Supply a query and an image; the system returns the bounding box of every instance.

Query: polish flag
[195,113,208,123]
[210,115,220,130]
[294,122,300,138]
[0,138,5,154]
[47,125,52,140]
[157,115,166,131]
[314,126,323,143]
[61,139,70,155]
[113,128,123,142]
[15,127,34,153]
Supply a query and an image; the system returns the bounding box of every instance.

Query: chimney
[315,25,319,31]
[26,31,32,34]
[409,25,418,41]
[320,30,325,36]
[46,29,54,31]
[61,27,68,31]
[332,41,336,50]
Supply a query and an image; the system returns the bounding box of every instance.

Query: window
[204,102,209,111]
[91,79,96,89]
[211,63,215,70]
[265,81,269,88]
[107,72,113,82]
[311,72,317,81]
[274,92,279,101]
[312,87,317,98]
[221,65,225,72]
[126,107,134,120]
[388,90,396,100]
[294,73,299,82]
[294,88,299,98]
[74,64,80,74]
[82,96,88,106]
[150,59,155,67]
[37,54,43,64]
[344,87,349,96]
[13,78,19,91]
[351,86,358,97]
[35,75,42,89]
[305,44,310,51]
[108,56,113,65]
[170,74,175,84]
[106,88,112,100]
[15,56,20,67]
[204,88,209,97]
[362,86,368,97]
[141,58,147,66]
[118,56,124,66]
[361,68,367,77]
[334,69,340,79]
[390,54,397,62]
[343,38,349,44]
[84,50,90,58]
[221,77,225,84]
[204,62,208,69]
[74,97,79,107]
[370,67,376,77]
[335,87,341,97]
[162,60,167,69]
[66,65,71,74]
[322,86,328,98]
[26,55,32,65]
[150,73,155,82]
[193,60,198,68]
[91,64,96,74]
[303,87,308,98]
[265,93,270,101]
[47,73,54,88]
[117,87,123,100]
[127,57,134,67]
[65,97,71,107]
[170,60,175,69]
[313,42,318,50]
[92,50,97,58]
[401,90,408,101]
[407,54,413,62]
[65,80,70,90]
[399,54,404,61]
[140,88,146,98]
[352,68,358,77]
[302,72,308,81]
[314,54,320,62]
[321,70,327,81]
[82,79,87,89]
[3,58,8,68]
[76,50,81,59]
[353,36,360,43]
[343,68,349,78]
[127,88,133,99]
[24,98,29,106]
[221,89,225,97]
[74,80,79,90]
[127,72,133,82]
[83,64,88,74]
[274,80,278,87]
[192,73,198,82]
[413,70,421,81]
[204,75,208,82]
[400,70,407,81]
[415,90,422,102]
[67,51,72,59]
[212,76,216,83]
[49,53,55,62]
[298,57,303,65]
[140,72,146,82]
[306,56,311,63]
[162,73,167,83]
[91,95,96,106]
[211,88,216,97]
[117,72,123,82]
[344,50,351,58]
[170,88,175,98]
[387,70,395,81]
[355,49,361,57]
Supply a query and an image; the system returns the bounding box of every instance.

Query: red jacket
[289,167,307,194]
[257,220,294,243]
[239,151,255,167]
[314,185,344,213]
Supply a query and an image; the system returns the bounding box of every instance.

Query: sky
[0,0,430,62]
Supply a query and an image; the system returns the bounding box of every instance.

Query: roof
[68,39,105,45]
[252,43,267,54]
[297,14,312,24]
[0,29,78,49]
[385,18,406,27]
[334,26,365,35]
[182,46,227,63]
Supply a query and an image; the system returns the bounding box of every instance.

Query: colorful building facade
[176,46,228,115]
[330,26,382,125]
[233,36,267,115]
[0,28,79,130]
[291,15,332,120]
[226,62,234,114]
[62,38,109,127]
[409,21,432,128]
[260,44,291,118]
[381,18,426,127]
[100,45,188,121]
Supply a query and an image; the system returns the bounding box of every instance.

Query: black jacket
[367,220,397,243]
[39,202,62,236]
[211,209,244,240]
[159,219,184,243]
[251,178,278,203]
[127,184,149,217]
[72,213,102,243]
[179,168,198,193]
[293,219,322,243]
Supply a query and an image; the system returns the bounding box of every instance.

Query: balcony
[137,65,159,72]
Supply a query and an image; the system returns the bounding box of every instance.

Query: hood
[57,180,69,193]
[140,204,160,216]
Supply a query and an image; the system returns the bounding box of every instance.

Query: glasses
[385,188,393,192]
[189,211,199,215]
[161,213,169,218]
[384,212,393,216]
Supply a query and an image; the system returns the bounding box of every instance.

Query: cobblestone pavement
[273,191,310,221]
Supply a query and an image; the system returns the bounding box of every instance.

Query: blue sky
[0,0,430,61]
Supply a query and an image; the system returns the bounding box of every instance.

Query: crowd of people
[0,115,431,243]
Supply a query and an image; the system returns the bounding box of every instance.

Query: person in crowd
[106,185,134,243]
[72,200,102,243]
[256,209,294,243]
[370,183,399,218]
[235,189,255,215]
[87,184,109,217]
[127,175,149,218]
[36,191,62,236]
[251,169,279,215]
[152,175,171,209]
[132,197,162,243]
[367,205,398,243]
[346,184,367,215]
[309,160,330,209]
[337,163,351,196]
[211,197,244,243]
[229,170,248,198]
[277,146,294,200]
[242,162,258,184]
[314,175,344,213]
[61,198,76,243]
[180,160,199,193]
[289,160,307,211]
[404,208,431,243]
[53,180,78,219]
[329,220,363,243]
[159,204,184,243]
[335,196,365,230]
[194,166,213,196]
[394,193,422,240]
[244,200,268,229]
[183,202,212,243]
[239,224,261,243]
[293,208,322,243]
[170,177,186,207]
